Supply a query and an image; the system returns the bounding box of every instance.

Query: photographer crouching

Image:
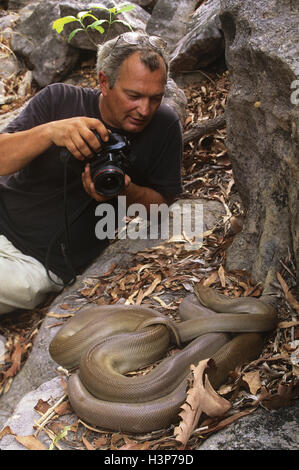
[0,32,182,315]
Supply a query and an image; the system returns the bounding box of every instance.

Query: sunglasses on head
[112,32,167,53]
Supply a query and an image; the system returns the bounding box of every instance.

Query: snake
[49,285,276,433]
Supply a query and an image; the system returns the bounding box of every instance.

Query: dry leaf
[15,434,46,450]
[34,399,51,415]
[59,303,71,310]
[0,425,14,440]
[260,382,299,410]
[242,370,261,395]
[136,274,162,305]
[199,407,257,436]
[54,400,72,416]
[82,435,95,450]
[2,341,24,381]
[93,436,108,448]
[218,265,226,287]
[202,271,218,287]
[277,272,299,313]
[47,312,74,319]
[102,262,117,277]
[278,321,299,329]
[174,358,231,447]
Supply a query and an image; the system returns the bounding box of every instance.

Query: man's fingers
[48,117,110,160]
[82,164,111,202]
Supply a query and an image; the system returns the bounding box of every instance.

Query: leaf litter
[0,62,298,450]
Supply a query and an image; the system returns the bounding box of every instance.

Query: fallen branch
[183,114,226,145]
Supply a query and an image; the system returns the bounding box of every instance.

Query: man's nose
[137,98,150,117]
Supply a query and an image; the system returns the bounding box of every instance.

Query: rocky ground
[0,59,298,450]
[0,0,298,451]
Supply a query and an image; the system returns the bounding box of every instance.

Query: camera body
[89,131,133,197]
[61,131,133,197]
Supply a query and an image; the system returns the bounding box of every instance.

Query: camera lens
[92,165,125,197]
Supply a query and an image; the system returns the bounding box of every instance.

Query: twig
[34,393,67,428]
[34,420,62,450]
[183,115,226,146]
[78,418,108,433]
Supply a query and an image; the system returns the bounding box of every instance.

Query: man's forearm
[0,117,109,176]
[0,125,53,175]
[124,181,174,213]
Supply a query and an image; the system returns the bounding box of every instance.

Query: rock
[0,377,66,450]
[0,42,18,80]
[0,11,19,29]
[59,0,150,51]
[131,0,157,10]
[10,1,80,87]
[199,404,299,450]
[17,70,32,96]
[0,103,27,131]
[8,0,36,9]
[163,78,187,125]
[0,334,6,363]
[146,0,199,53]
[170,0,224,74]
[219,0,299,293]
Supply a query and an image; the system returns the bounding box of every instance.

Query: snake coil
[49,285,276,433]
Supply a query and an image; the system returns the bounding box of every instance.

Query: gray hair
[96,34,169,88]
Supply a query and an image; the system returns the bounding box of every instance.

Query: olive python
[49,285,276,433]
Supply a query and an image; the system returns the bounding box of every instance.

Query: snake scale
[49,285,276,433]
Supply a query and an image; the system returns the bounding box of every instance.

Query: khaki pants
[0,235,62,315]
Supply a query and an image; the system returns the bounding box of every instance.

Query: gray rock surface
[199,404,299,450]
[219,0,299,294]
[0,377,65,450]
[146,0,199,53]
[10,1,79,87]
[170,0,224,73]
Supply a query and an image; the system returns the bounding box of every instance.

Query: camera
[89,131,133,197]
[61,131,134,197]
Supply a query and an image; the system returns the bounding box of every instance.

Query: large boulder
[219,0,299,293]
[146,0,199,53]
[10,1,79,87]
[170,0,224,73]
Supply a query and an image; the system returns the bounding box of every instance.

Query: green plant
[52,2,135,47]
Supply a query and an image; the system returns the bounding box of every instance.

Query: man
[0,32,182,315]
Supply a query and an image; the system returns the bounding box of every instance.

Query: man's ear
[99,71,110,96]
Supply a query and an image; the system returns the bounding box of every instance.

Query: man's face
[99,52,166,133]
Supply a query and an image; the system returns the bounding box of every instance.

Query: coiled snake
[49,285,276,433]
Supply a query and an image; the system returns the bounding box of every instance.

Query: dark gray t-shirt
[0,83,182,282]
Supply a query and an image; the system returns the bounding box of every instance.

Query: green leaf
[91,25,105,34]
[77,11,99,22]
[111,19,133,31]
[49,425,71,450]
[68,28,84,42]
[116,5,136,14]
[52,16,79,34]
[87,19,108,31]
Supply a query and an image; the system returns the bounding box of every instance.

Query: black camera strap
[45,154,92,288]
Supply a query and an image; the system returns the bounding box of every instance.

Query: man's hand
[82,164,131,202]
[47,117,110,161]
